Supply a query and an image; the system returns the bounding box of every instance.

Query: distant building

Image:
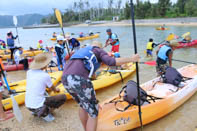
[113,16,119,21]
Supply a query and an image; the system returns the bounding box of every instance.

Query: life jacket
[157,45,171,61]
[7,36,14,47]
[55,43,67,60]
[37,43,43,49]
[70,46,101,78]
[0,58,5,71]
[109,33,119,45]
[146,42,153,50]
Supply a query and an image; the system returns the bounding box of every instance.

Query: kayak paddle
[139,59,196,66]
[0,64,23,122]
[139,61,156,66]
[182,32,190,38]
[130,0,143,130]
[172,59,197,64]
[54,8,70,56]
[13,16,20,45]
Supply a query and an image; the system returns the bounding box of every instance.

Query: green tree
[185,0,197,16]
[176,0,187,14]
[158,0,171,17]
[124,2,130,19]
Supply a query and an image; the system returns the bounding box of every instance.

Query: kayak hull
[2,71,63,110]
[1,50,43,60]
[176,40,197,49]
[50,63,136,100]
[77,34,99,41]
[97,64,197,131]
[156,27,169,30]
[50,34,100,41]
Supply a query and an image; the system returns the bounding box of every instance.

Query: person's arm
[115,54,140,66]
[46,75,60,93]
[12,35,18,39]
[104,39,110,48]
[49,85,60,92]
[55,46,63,65]
[97,48,140,66]
[168,51,173,67]
[152,43,157,48]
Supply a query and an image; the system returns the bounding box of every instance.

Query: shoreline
[21,17,197,29]
[70,22,197,27]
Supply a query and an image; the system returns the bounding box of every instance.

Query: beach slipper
[0,112,14,122]
[5,110,13,114]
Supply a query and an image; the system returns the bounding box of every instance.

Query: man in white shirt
[14,47,29,70]
[25,53,66,122]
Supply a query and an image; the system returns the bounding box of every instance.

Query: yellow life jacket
[37,43,43,49]
[147,42,153,50]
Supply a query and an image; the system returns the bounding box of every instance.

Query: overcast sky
[0,0,178,16]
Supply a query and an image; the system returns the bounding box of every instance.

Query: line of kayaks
[2,63,135,110]
[2,62,197,130]
[50,34,100,41]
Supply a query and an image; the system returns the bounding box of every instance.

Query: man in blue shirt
[104,29,120,53]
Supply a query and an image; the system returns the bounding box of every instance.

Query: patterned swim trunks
[62,75,98,118]
[156,63,169,76]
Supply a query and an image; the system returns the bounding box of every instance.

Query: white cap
[57,35,64,41]
[7,30,12,33]
[65,33,71,39]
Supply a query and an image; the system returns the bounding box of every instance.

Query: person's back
[26,69,51,109]
[146,38,156,57]
[14,49,22,64]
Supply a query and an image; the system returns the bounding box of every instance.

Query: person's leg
[10,48,15,61]
[86,116,98,131]
[79,107,88,130]
[19,59,28,70]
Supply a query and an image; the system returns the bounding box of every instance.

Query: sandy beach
[70,17,197,27]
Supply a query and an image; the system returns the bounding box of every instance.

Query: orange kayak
[97,64,197,131]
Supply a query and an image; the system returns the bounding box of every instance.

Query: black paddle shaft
[130,0,143,130]
[61,27,70,56]
[172,59,197,64]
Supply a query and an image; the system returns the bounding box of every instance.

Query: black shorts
[28,94,66,117]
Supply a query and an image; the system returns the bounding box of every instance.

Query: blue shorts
[147,50,152,56]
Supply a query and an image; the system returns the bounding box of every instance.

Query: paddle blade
[182,32,190,38]
[54,9,63,28]
[13,16,18,27]
[166,34,175,41]
[140,61,156,66]
[11,95,23,122]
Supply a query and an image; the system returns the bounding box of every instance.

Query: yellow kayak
[97,64,197,131]
[77,34,99,41]
[1,50,43,60]
[49,63,136,100]
[50,34,100,41]
[50,38,57,41]
[2,71,62,110]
